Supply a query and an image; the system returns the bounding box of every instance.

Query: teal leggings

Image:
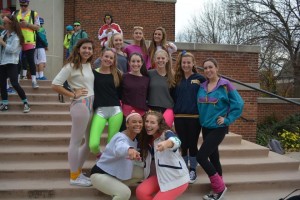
[89,108,123,154]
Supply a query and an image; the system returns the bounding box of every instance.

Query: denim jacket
[0,31,21,65]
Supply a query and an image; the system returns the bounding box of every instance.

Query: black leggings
[21,49,36,76]
[196,126,228,177]
[0,64,27,101]
[174,117,201,157]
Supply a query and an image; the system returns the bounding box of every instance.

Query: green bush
[257,113,300,151]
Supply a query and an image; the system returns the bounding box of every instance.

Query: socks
[70,171,80,180]
[22,70,27,77]
[2,100,8,105]
[31,75,37,82]
[39,71,44,78]
[22,99,28,104]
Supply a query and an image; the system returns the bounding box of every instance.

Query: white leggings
[69,96,94,173]
[91,165,144,200]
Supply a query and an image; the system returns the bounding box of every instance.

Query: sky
[175,0,204,35]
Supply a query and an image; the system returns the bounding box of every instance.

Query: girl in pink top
[124,26,151,69]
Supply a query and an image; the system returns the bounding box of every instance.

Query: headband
[126,112,141,122]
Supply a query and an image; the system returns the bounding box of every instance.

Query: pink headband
[126,112,141,122]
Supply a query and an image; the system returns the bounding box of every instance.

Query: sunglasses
[73,25,80,27]
[20,4,28,7]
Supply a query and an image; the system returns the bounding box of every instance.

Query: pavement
[285,151,300,161]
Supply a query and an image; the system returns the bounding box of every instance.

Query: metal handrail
[196,66,300,106]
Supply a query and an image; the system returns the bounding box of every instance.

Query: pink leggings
[136,175,188,200]
[163,108,174,128]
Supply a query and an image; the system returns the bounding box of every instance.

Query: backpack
[267,139,285,154]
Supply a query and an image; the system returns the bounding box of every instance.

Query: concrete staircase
[0,80,299,200]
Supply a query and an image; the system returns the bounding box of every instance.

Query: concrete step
[1,152,299,179]
[19,79,53,87]
[8,93,70,102]
[22,86,57,94]
[0,170,299,200]
[0,102,69,112]
[0,111,70,121]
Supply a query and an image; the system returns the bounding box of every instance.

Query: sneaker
[7,87,16,95]
[203,187,227,200]
[32,81,39,89]
[189,170,197,184]
[79,173,91,181]
[0,104,8,111]
[203,191,214,200]
[39,76,47,80]
[23,103,30,113]
[21,76,28,80]
[70,176,92,187]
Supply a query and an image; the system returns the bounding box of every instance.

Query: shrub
[278,128,300,152]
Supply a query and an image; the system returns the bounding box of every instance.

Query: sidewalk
[285,152,300,161]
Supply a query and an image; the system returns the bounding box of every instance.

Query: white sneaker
[32,81,39,89]
[79,173,91,181]
[70,176,92,187]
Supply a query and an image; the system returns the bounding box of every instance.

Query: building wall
[257,98,300,124]
[64,0,176,57]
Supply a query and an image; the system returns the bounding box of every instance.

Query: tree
[177,0,300,97]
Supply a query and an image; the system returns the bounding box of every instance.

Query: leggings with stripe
[69,96,94,173]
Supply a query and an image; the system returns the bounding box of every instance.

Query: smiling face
[112,34,123,50]
[133,28,143,42]
[129,54,143,74]
[79,42,93,63]
[154,50,169,69]
[203,60,218,80]
[145,114,159,136]
[126,114,143,135]
[153,30,163,44]
[101,50,115,67]
[181,56,194,75]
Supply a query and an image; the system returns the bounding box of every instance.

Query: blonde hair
[154,49,175,88]
[174,51,197,85]
[133,26,148,55]
[101,48,122,87]
[108,32,123,49]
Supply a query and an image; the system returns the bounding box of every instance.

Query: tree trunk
[294,52,300,97]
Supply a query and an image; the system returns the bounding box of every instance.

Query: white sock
[39,71,44,78]
[36,73,40,78]
[31,75,37,82]
[6,79,9,89]
[22,70,27,77]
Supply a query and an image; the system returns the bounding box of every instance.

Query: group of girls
[51,24,244,200]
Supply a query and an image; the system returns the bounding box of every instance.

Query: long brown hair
[4,15,24,45]
[148,27,168,68]
[174,51,197,84]
[67,38,95,71]
[138,111,171,159]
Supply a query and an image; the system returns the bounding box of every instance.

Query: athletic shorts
[34,48,47,65]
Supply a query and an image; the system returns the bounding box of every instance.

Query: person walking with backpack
[64,25,74,59]
[34,17,48,80]
[14,0,40,88]
[0,15,30,113]
[69,21,88,53]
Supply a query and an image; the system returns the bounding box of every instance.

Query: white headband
[126,112,141,122]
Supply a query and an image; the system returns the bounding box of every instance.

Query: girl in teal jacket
[197,57,244,200]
